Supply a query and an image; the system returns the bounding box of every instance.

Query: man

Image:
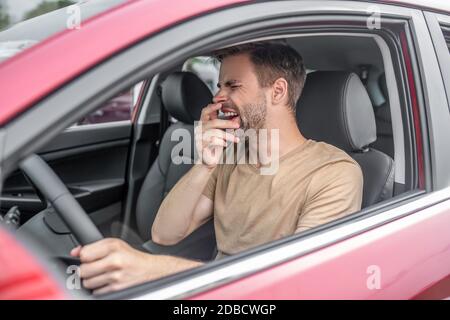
[71,42,363,294]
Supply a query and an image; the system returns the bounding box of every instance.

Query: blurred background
[0,0,77,31]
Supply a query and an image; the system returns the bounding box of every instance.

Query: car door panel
[191,196,450,300]
[1,122,131,225]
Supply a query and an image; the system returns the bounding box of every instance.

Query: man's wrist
[148,254,204,280]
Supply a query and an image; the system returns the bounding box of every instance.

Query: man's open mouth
[219,107,240,122]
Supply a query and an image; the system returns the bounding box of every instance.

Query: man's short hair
[213,41,306,110]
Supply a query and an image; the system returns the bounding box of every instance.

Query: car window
[0,0,126,63]
[75,82,143,126]
[439,24,450,53]
[435,19,450,115]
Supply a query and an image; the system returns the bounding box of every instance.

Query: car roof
[0,0,448,126]
[1,0,449,42]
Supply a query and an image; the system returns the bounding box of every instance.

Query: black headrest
[161,71,213,124]
[296,71,376,152]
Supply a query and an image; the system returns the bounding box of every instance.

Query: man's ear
[271,78,288,106]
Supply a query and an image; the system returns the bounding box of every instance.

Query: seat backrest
[371,74,394,158]
[296,71,394,208]
[135,72,212,242]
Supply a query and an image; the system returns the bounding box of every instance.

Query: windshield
[0,0,127,63]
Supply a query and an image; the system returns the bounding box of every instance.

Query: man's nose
[213,93,227,104]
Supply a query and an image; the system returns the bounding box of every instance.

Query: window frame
[424,12,450,112]
[0,1,439,299]
[418,11,450,191]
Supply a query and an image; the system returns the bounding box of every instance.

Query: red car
[0,0,450,300]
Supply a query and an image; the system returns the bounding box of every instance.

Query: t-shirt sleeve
[202,166,219,200]
[295,161,363,233]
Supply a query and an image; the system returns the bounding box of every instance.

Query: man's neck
[249,110,306,167]
[267,113,306,157]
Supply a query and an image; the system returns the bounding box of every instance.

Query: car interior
[1,33,409,273]
[136,35,398,261]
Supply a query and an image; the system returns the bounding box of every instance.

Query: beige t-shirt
[202,139,363,258]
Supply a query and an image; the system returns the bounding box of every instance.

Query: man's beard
[235,94,267,131]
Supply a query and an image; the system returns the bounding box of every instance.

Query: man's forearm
[151,164,214,244]
[147,254,204,282]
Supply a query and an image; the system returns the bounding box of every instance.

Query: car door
[2,0,449,300]
[101,1,448,300]
[0,89,139,236]
[183,2,450,300]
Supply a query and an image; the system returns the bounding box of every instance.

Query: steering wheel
[19,154,104,245]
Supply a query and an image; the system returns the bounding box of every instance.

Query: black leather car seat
[371,74,394,159]
[135,71,217,261]
[297,71,394,208]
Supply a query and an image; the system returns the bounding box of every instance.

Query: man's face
[214,53,268,131]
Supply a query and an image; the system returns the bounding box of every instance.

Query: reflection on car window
[76,82,143,126]
[0,40,37,63]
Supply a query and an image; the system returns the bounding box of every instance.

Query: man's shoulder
[299,141,363,204]
[300,140,363,188]
[306,140,360,169]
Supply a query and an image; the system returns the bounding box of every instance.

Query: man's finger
[78,238,120,263]
[204,129,240,143]
[200,103,221,121]
[70,246,82,257]
[79,255,119,279]
[93,283,123,296]
[83,271,121,290]
[92,285,113,296]
[206,136,227,148]
[203,119,240,131]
